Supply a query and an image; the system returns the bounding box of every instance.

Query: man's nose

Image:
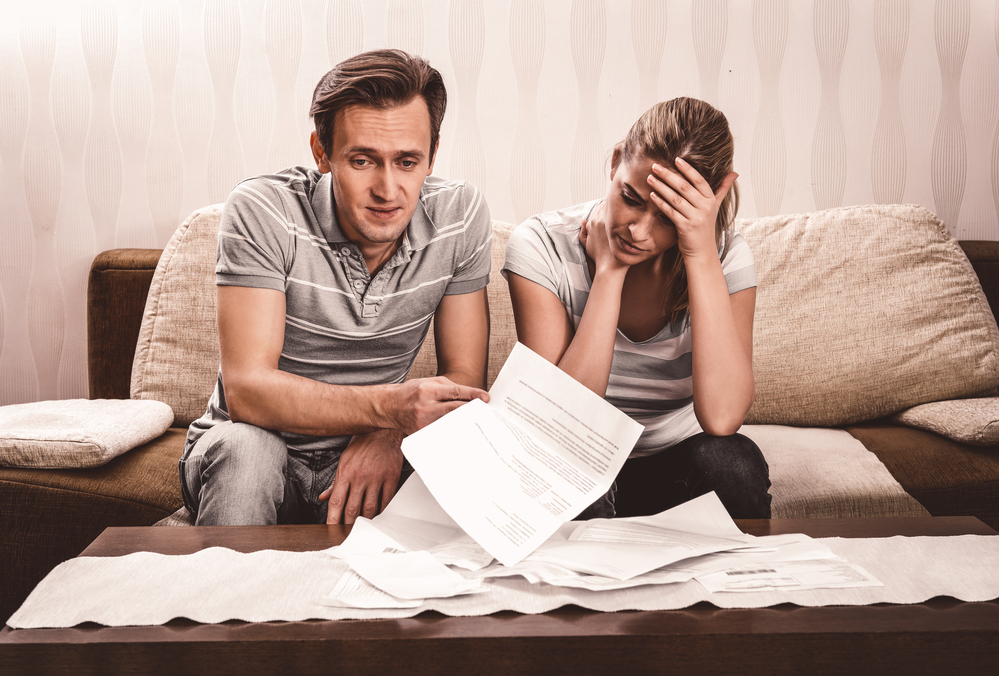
[371,166,399,201]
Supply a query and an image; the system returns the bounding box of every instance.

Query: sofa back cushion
[131,206,222,426]
[134,201,997,429]
[130,208,518,425]
[740,204,999,426]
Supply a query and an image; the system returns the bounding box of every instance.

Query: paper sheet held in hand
[401,342,643,566]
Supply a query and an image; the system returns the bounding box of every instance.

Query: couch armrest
[960,241,999,319]
[87,249,163,399]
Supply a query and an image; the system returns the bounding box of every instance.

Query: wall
[2,0,998,405]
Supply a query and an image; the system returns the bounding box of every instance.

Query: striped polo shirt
[186,166,492,460]
[502,199,756,457]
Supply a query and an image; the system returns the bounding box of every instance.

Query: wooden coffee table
[2,517,997,675]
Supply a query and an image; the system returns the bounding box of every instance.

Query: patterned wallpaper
[2,0,998,405]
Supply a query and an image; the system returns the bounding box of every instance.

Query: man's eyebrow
[345,146,427,159]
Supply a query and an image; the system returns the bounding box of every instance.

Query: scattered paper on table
[332,548,483,600]
[321,569,422,609]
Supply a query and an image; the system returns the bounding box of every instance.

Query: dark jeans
[578,432,772,520]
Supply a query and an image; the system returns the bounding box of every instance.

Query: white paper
[669,535,838,574]
[321,569,422,609]
[596,491,747,539]
[401,343,643,565]
[334,517,409,556]
[518,492,757,580]
[428,535,495,571]
[696,559,883,592]
[524,534,752,581]
[540,566,703,591]
[334,549,483,600]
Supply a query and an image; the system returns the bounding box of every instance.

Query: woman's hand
[579,201,629,277]
[647,158,737,260]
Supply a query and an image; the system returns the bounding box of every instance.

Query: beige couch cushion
[741,204,999,426]
[891,397,999,446]
[131,206,222,426]
[740,425,929,518]
[0,399,174,468]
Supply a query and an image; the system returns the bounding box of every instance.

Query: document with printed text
[401,342,644,565]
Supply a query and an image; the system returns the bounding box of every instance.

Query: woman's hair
[613,97,739,327]
[310,49,446,162]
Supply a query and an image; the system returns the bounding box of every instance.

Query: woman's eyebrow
[623,182,647,203]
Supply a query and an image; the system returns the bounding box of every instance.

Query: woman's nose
[629,216,654,241]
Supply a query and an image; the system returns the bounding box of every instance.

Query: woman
[503,97,771,519]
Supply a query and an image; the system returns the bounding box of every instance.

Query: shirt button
[353,279,365,289]
[340,247,351,256]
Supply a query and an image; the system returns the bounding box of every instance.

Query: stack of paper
[324,476,881,609]
[324,344,882,609]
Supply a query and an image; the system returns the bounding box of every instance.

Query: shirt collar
[404,192,435,252]
[311,172,348,245]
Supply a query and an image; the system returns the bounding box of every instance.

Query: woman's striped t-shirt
[501,199,757,457]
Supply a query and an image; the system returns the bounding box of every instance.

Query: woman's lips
[617,235,644,254]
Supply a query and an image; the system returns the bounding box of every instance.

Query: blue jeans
[578,432,772,520]
[179,421,414,525]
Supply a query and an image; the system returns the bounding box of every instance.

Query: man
[180,49,492,527]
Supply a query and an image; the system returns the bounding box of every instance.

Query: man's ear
[427,138,439,175]
[310,131,331,173]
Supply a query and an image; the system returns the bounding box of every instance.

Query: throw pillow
[891,398,999,446]
[740,204,999,426]
[0,399,174,468]
[130,205,222,427]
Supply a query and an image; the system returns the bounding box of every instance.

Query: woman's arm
[648,160,755,435]
[507,208,630,397]
[686,261,756,436]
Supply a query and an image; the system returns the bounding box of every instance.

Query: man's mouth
[367,206,402,221]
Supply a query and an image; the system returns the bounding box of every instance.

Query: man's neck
[360,238,403,276]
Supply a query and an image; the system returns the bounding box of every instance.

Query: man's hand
[391,376,488,435]
[320,428,405,525]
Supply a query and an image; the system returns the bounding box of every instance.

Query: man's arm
[321,287,491,524]
[219,285,486,436]
[433,287,490,388]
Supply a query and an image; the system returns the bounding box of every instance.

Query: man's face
[313,98,436,258]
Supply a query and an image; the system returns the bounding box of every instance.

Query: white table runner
[9,535,999,629]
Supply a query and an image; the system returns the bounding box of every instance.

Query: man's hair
[613,97,739,327]
[310,49,447,162]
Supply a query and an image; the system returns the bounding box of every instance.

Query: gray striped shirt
[187,167,492,460]
[502,199,756,457]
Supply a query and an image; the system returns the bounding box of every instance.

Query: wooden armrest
[87,249,163,399]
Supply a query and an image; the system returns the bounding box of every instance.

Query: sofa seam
[0,478,182,514]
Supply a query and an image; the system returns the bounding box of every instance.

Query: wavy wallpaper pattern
[2,0,999,405]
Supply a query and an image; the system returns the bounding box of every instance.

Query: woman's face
[603,154,679,266]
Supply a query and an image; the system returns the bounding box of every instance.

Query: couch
[3,202,999,624]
